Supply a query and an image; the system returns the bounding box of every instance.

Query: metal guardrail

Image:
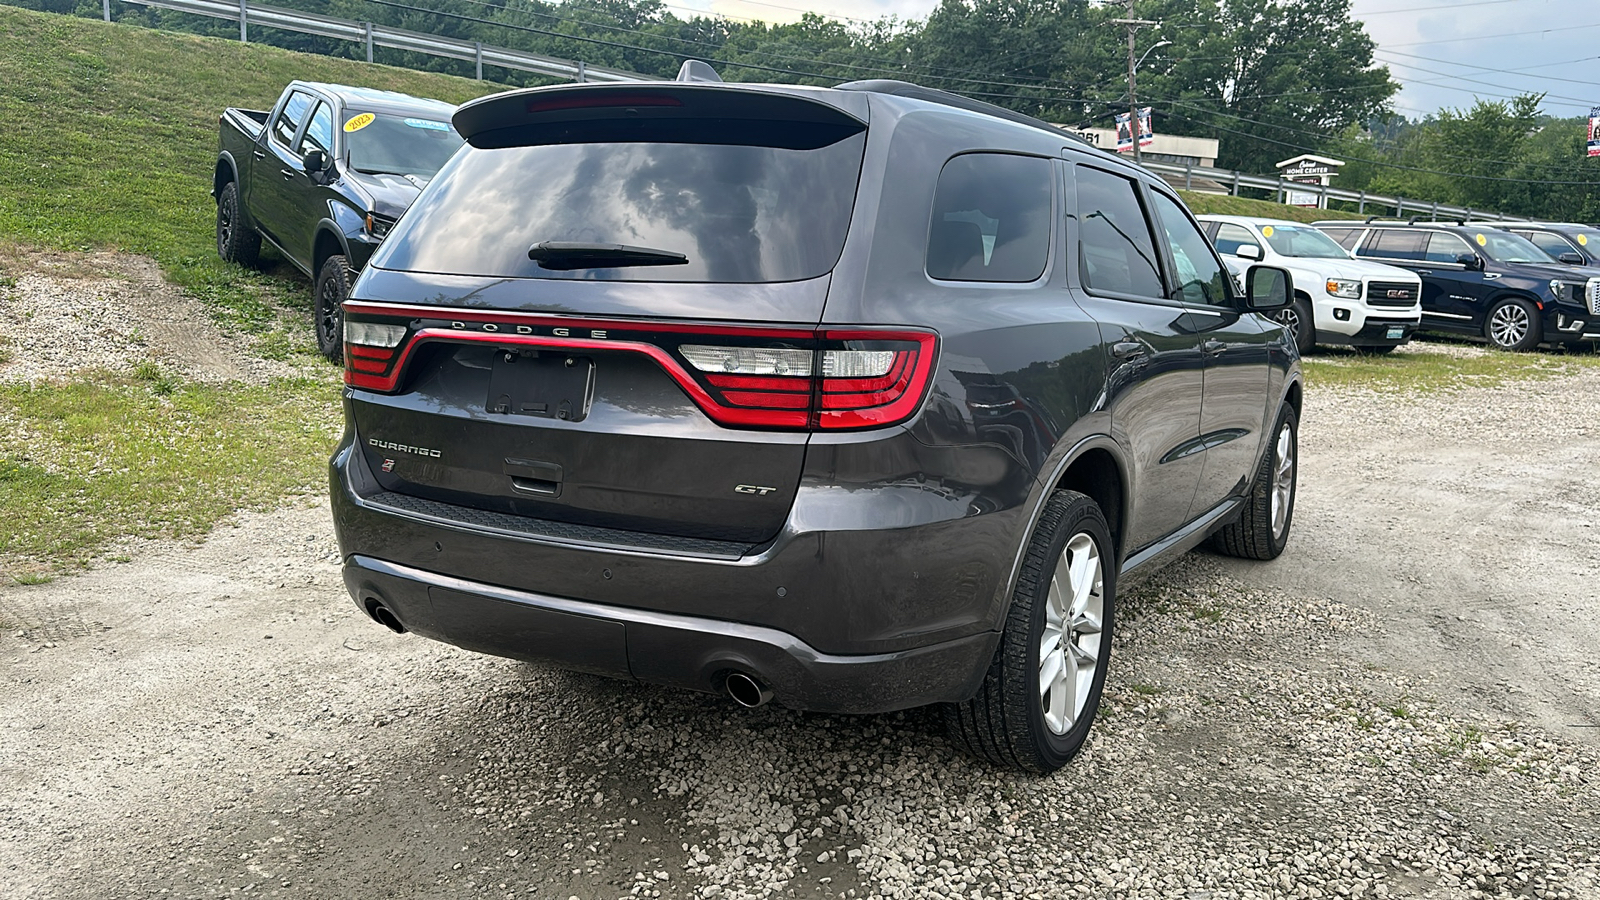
[106,0,649,83]
[1142,160,1532,223]
[92,0,1529,222]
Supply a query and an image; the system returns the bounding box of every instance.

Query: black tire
[945,490,1115,774]
[1210,404,1297,560]
[215,181,260,268]
[1275,295,1316,355]
[1484,297,1541,352]
[314,254,350,362]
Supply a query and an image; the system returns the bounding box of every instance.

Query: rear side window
[375,132,866,283]
[1523,231,1575,258]
[273,91,314,149]
[1362,230,1426,260]
[926,154,1051,282]
[1075,166,1164,298]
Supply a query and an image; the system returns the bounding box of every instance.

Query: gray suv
[329,72,1302,772]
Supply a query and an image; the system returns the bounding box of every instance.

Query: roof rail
[1363,215,1405,223]
[834,79,1095,147]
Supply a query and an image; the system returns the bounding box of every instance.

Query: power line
[1385,21,1600,46]
[1350,0,1526,15]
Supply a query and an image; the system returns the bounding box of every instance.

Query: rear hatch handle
[504,458,562,497]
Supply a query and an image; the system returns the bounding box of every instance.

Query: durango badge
[368,438,441,458]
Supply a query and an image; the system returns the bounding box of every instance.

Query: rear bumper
[344,555,997,714]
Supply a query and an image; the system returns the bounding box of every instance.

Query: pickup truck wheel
[1275,296,1316,355]
[314,255,350,361]
[1484,298,1541,352]
[1210,404,1297,560]
[945,490,1114,774]
[215,182,260,268]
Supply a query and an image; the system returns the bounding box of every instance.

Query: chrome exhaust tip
[725,672,773,708]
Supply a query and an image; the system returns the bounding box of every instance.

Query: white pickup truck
[1198,215,1423,354]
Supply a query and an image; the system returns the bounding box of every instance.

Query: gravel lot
[2,260,1598,899]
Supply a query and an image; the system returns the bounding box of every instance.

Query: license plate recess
[486,350,594,422]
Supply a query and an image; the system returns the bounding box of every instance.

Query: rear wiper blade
[528,241,689,270]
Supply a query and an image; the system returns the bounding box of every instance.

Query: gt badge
[735,484,778,495]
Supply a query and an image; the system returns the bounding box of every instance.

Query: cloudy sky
[666,0,1600,121]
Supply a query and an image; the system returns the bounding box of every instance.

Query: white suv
[1198,215,1423,354]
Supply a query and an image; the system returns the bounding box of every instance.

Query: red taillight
[341,303,937,432]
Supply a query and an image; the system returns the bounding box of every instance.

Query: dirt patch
[0,249,296,383]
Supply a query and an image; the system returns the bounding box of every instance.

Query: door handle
[279,168,295,179]
[1416,269,1432,275]
[1111,340,1147,360]
[1200,339,1227,356]
[252,150,265,159]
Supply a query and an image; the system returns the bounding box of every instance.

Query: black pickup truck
[214,81,462,359]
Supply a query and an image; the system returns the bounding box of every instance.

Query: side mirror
[1244,265,1293,312]
[1558,251,1584,265]
[1235,244,1263,261]
[1454,252,1482,270]
[302,148,328,174]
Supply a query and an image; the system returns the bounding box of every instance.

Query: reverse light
[1326,279,1361,300]
[345,321,406,347]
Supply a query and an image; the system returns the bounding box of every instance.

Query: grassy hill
[0,4,501,324]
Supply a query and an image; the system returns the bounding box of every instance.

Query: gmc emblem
[1386,290,1410,299]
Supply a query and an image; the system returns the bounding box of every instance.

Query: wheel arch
[313,222,350,279]
[213,155,237,200]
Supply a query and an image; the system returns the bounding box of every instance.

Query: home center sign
[1275,154,1345,208]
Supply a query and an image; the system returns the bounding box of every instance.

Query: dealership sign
[1275,154,1345,209]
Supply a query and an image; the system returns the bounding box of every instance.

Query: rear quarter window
[925,153,1052,283]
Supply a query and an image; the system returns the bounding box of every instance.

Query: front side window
[1212,223,1258,256]
[1075,166,1164,298]
[925,154,1051,283]
[1151,192,1230,307]
[1523,231,1576,259]
[300,102,334,156]
[1424,232,1474,263]
[273,90,314,149]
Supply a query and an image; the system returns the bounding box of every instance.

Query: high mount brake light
[342,304,937,431]
[524,94,684,114]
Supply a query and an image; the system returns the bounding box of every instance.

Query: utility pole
[1108,0,1156,164]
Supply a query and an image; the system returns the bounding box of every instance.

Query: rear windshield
[372,134,867,283]
[345,111,462,178]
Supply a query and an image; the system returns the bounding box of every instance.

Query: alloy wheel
[1270,421,1295,539]
[1276,307,1302,341]
[1038,532,1104,735]
[1488,304,1530,348]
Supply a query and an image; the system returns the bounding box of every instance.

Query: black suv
[1496,222,1600,267]
[1314,219,1600,350]
[329,72,1302,772]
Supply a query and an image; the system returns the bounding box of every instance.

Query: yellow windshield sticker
[1475,233,1487,246]
[343,113,376,133]
[1580,234,1589,246]
[1261,226,1274,237]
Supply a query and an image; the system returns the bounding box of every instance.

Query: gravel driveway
[2,319,1597,898]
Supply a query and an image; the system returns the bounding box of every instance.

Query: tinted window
[1424,231,1473,263]
[375,133,866,283]
[345,112,462,178]
[1212,223,1257,255]
[1152,192,1230,307]
[1363,230,1426,260]
[1475,230,1555,264]
[1075,167,1164,298]
[273,91,314,149]
[300,102,333,156]
[1318,226,1360,250]
[1524,231,1575,258]
[926,154,1051,283]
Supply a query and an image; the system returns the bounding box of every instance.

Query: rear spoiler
[452,83,868,150]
